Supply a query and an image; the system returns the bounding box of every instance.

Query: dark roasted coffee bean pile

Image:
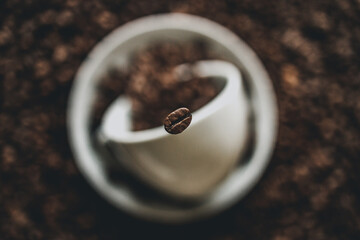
[93,41,220,131]
[1,0,360,239]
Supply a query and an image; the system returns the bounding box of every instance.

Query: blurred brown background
[1,0,360,239]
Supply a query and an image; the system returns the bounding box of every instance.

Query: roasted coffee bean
[163,108,192,134]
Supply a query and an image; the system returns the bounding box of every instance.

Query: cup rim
[67,13,278,223]
[101,60,243,144]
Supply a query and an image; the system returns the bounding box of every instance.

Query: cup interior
[100,60,243,144]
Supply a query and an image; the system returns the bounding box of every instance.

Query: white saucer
[67,13,278,223]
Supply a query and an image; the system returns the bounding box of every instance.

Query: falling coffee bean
[163,107,192,134]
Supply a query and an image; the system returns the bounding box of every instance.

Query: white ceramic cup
[98,60,249,199]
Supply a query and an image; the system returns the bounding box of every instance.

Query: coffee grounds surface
[1,1,360,239]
